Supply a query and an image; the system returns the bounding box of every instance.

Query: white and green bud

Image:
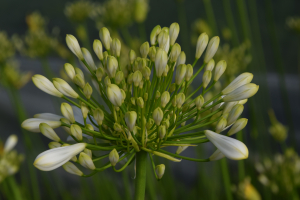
[150,25,161,45]
[205,59,215,71]
[115,71,124,85]
[93,108,104,125]
[60,118,71,134]
[185,64,193,81]
[169,43,181,63]
[202,70,212,88]
[146,119,154,130]
[48,142,61,149]
[163,65,169,77]
[66,34,83,60]
[155,90,161,99]
[176,93,185,108]
[214,60,227,81]
[114,123,123,132]
[176,51,186,66]
[133,70,143,87]
[155,48,168,77]
[204,36,220,63]
[64,63,76,80]
[106,56,118,78]
[148,46,156,62]
[161,91,170,108]
[142,66,151,80]
[227,104,244,125]
[223,83,259,102]
[222,102,238,114]
[109,149,119,166]
[104,76,111,86]
[175,64,187,85]
[32,75,63,97]
[107,84,123,107]
[195,95,204,110]
[80,102,89,119]
[162,119,170,129]
[86,124,94,131]
[158,125,166,139]
[125,111,137,132]
[215,117,227,133]
[93,39,103,61]
[83,83,93,99]
[70,124,83,141]
[238,99,248,105]
[99,27,111,50]
[140,42,150,58]
[222,73,254,94]
[82,48,96,71]
[172,95,177,107]
[155,164,165,179]
[153,107,163,126]
[129,50,137,64]
[169,22,180,45]
[227,118,248,136]
[79,152,95,170]
[61,103,75,123]
[170,83,176,93]
[176,146,188,155]
[137,97,144,108]
[63,162,83,176]
[73,74,85,88]
[53,78,79,98]
[195,32,209,59]
[111,38,121,57]
[84,149,92,158]
[158,30,170,52]
[39,123,61,142]
[144,93,148,101]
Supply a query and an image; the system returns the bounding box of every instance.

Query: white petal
[4,135,18,152]
[34,113,63,121]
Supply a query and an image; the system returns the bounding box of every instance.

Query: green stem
[223,0,239,46]
[220,159,233,200]
[236,131,245,181]
[203,0,218,35]
[134,151,148,200]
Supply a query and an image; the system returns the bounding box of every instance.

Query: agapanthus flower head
[22,23,258,181]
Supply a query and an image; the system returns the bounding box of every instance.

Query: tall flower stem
[134,151,147,200]
[223,0,239,46]
[220,159,233,200]
[203,0,218,36]
[236,131,245,181]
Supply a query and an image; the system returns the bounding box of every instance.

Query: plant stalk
[134,151,147,200]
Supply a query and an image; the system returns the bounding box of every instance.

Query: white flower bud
[79,152,95,170]
[176,51,186,66]
[73,74,85,88]
[163,65,169,77]
[84,149,92,158]
[209,149,225,161]
[106,56,118,78]
[34,143,86,171]
[111,38,121,57]
[158,30,170,52]
[155,48,168,77]
[148,46,156,62]
[34,113,63,121]
[222,101,238,114]
[204,36,220,63]
[129,50,137,64]
[202,70,212,88]
[175,64,187,85]
[223,83,259,102]
[215,117,227,133]
[53,78,79,98]
[185,64,193,81]
[62,162,83,176]
[109,149,119,166]
[205,59,215,71]
[172,94,177,107]
[238,99,248,105]
[140,42,150,58]
[133,70,143,87]
[48,142,61,149]
[169,43,181,63]
[61,103,75,123]
[205,130,248,160]
[39,123,60,142]
[70,124,83,141]
[121,89,126,102]
[169,22,180,45]
[195,95,204,110]
[93,39,103,61]
[80,103,89,119]
[155,164,165,179]
[222,73,254,94]
[214,60,227,81]
[158,125,166,139]
[83,83,93,99]
[176,146,188,155]
[115,71,124,85]
[161,91,170,108]
[176,93,185,108]
[142,66,151,80]
[227,118,248,136]
[125,111,137,132]
[93,108,104,125]
[32,75,63,97]
[66,34,83,60]
[153,107,163,126]
[104,76,111,86]
[82,48,96,71]
[137,97,144,108]
[64,63,76,80]
[107,84,123,107]
[22,118,61,133]
[4,135,18,153]
[227,104,244,125]
[99,27,111,50]
[195,32,209,59]
[150,25,161,45]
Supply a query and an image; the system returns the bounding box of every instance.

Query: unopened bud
[129,50,136,64]
[161,91,170,108]
[82,48,96,71]
[39,123,60,142]
[155,164,165,179]
[114,123,123,132]
[70,124,83,141]
[63,162,83,176]
[140,42,150,58]
[227,118,248,136]
[215,117,227,133]
[155,48,168,77]
[185,64,193,81]
[223,83,259,102]
[158,125,166,139]
[125,111,137,132]
[83,83,93,99]
[172,95,177,107]
[158,30,170,53]
[148,46,157,62]
[153,107,163,126]
[163,65,169,77]
[169,43,181,63]
[142,66,151,80]
[107,84,123,107]
[104,76,111,86]
[86,124,94,131]
[170,83,176,93]
[79,152,95,170]
[176,93,185,108]
[204,36,220,63]
[195,32,209,59]
[133,70,143,87]
[176,51,186,66]
[53,78,79,98]
[64,63,76,80]
[73,74,85,89]
[169,22,180,45]
[115,71,124,85]
[222,73,254,95]
[99,27,111,50]
[175,64,187,85]
[81,102,89,119]
[150,25,161,45]
[227,104,244,125]
[107,56,118,78]
[111,38,121,57]
[66,34,83,60]
[202,70,212,88]
[176,146,188,154]
[205,59,215,71]
[137,97,144,108]
[195,95,204,110]
[109,149,119,166]
[61,103,75,123]
[214,60,227,81]
[93,39,103,61]
[48,141,61,149]
[93,108,104,125]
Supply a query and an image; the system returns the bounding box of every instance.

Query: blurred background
[1,0,300,199]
